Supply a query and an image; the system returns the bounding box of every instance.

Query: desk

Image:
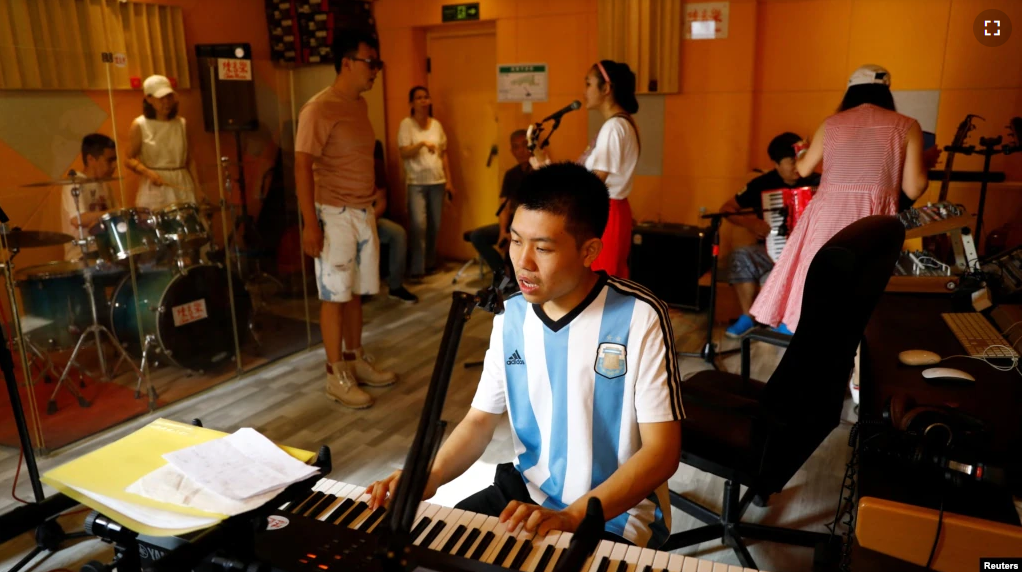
[853,293,1021,570]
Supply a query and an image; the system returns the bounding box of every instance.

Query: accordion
[761,187,815,262]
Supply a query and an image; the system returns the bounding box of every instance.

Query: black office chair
[664,215,905,569]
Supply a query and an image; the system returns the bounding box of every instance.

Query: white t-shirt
[61,181,113,261]
[397,116,447,186]
[471,272,684,547]
[582,116,640,200]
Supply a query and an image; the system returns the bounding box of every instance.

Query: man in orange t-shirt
[295,30,395,409]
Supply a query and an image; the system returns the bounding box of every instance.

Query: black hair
[408,85,433,117]
[514,162,609,246]
[767,132,803,163]
[332,29,380,74]
[838,84,896,112]
[81,133,115,163]
[142,98,178,119]
[591,60,639,114]
[510,129,527,142]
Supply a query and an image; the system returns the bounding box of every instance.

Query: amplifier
[628,222,712,310]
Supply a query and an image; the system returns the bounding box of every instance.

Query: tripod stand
[676,213,742,370]
[48,183,149,414]
[677,207,789,370]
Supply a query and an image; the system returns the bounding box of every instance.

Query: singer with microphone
[536,60,641,279]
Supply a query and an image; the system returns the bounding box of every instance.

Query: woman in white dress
[126,75,198,211]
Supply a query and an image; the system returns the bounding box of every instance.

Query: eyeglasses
[349,57,385,71]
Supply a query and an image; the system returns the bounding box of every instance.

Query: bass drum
[110,265,249,372]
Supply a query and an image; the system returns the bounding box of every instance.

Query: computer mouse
[921,367,976,385]
[898,350,941,366]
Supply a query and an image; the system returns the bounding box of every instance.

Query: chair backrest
[759,215,904,485]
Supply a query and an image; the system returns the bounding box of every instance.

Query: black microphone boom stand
[677,207,786,371]
[0,204,89,572]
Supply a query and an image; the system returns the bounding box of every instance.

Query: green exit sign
[442,3,479,22]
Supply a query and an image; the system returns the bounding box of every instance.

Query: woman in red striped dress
[750,64,941,333]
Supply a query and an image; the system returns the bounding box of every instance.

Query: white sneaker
[326,361,374,409]
[348,348,397,387]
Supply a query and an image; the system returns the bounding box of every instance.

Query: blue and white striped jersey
[471,272,684,547]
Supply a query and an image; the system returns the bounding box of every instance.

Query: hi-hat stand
[48,182,149,414]
[677,207,789,370]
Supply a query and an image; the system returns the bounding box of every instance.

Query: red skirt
[592,197,632,279]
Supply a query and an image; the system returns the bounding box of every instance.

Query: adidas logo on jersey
[506,350,524,366]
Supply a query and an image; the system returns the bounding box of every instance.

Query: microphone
[543,100,581,122]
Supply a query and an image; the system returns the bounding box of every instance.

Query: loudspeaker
[629,222,712,310]
[195,43,259,133]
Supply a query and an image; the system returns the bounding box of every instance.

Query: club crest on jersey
[594,342,627,378]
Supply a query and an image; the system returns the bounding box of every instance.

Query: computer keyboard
[941,313,1019,358]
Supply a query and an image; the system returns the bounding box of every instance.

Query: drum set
[2,176,250,414]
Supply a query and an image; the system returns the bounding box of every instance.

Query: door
[426,27,498,261]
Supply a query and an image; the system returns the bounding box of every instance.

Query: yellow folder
[42,418,316,537]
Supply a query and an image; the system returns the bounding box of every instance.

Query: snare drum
[110,264,249,372]
[16,261,124,350]
[156,203,209,251]
[90,208,162,264]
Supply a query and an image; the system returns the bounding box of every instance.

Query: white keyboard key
[449,513,488,555]
[637,547,657,571]
[585,540,615,572]
[623,545,643,572]
[430,508,467,551]
[523,531,561,572]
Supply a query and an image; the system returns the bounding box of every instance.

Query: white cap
[143,74,175,98]
[848,64,891,87]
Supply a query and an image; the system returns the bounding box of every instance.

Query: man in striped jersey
[369,163,683,548]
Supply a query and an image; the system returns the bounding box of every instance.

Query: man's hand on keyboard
[367,469,440,511]
[499,500,583,536]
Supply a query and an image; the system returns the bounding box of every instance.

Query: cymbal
[0,229,75,248]
[21,176,121,188]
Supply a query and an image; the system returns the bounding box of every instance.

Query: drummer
[62,134,119,261]
[126,75,199,211]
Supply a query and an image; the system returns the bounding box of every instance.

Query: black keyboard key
[409,517,432,542]
[292,491,324,514]
[509,540,533,570]
[419,520,447,547]
[469,531,496,560]
[306,493,336,517]
[441,525,467,553]
[553,550,565,570]
[337,502,368,527]
[493,536,517,567]
[322,498,354,522]
[454,529,480,557]
[614,560,628,572]
[362,507,388,536]
[642,566,653,572]
[357,507,387,531]
[534,545,556,572]
[595,556,611,572]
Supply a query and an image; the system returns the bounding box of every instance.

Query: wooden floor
[0,265,858,572]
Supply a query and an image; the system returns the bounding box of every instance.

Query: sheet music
[126,464,283,516]
[163,427,318,500]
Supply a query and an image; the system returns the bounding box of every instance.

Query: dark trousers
[468,224,505,275]
[455,463,632,545]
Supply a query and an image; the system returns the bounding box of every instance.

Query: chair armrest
[740,329,793,382]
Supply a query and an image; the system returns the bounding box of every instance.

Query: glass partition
[0,45,325,469]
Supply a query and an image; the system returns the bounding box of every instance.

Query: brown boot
[347,348,397,387]
[326,360,374,409]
